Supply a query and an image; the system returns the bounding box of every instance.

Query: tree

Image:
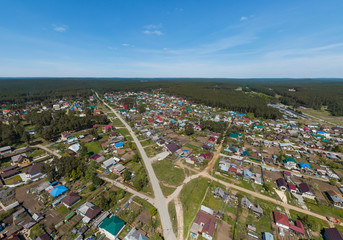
[149,207,157,216]
[123,169,131,182]
[71,169,77,180]
[137,104,146,114]
[330,178,338,186]
[92,174,104,186]
[185,125,194,136]
[132,153,140,163]
[22,131,31,144]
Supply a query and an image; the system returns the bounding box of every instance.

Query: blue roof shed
[299,162,311,169]
[50,185,68,198]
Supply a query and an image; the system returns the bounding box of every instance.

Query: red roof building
[273,211,305,235]
[190,210,217,239]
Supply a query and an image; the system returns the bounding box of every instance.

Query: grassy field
[118,128,130,136]
[5,175,22,185]
[85,141,102,154]
[180,177,210,238]
[56,205,69,214]
[300,107,343,125]
[168,201,178,235]
[112,118,125,127]
[152,160,185,186]
[160,184,176,197]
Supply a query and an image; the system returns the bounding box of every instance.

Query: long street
[96,92,177,240]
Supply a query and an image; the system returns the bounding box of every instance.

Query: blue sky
[1,0,343,77]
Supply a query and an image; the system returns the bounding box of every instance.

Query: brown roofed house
[61,192,80,208]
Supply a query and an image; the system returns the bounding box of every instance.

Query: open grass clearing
[168,201,178,235]
[160,184,176,197]
[152,159,185,186]
[85,141,102,154]
[180,177,210,238]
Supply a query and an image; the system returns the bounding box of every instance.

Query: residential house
[68,143,81,154]
[99,216,125,240]
[241,197,263,217]
[298,183,315,198]
[123,227,149,240]
[88,154,105,163]
[283,157,297,170]
[61,192,80,208]
[165,142,180,154]
[11,154,31,167]
[288,184,297,194]
[262,232,274,240]
[214,187,229,203]
[323,228,343,240]
[273,211,305,235]
[102,157,120,169]
[190,210,217,240]
[102,125,113,133]
[0,166,19,179]
[77,202,101,223]
[109,164,126,176]
[25,163,44,180]
[61,131,72,141]
[326,190,343,207]
[0,146,11,156]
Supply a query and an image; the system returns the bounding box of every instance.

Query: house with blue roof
[115,142,124,148]
[49,185,68,198]
[299,162,311,170]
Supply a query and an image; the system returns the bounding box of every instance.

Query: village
[0,89,343,240]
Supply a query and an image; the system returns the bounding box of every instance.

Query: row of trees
[26,109,109,140]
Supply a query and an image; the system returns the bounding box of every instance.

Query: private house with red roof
[273,211,305,235]
[102,125,113,133]
[190,210,217,240]
[288,184,297,194]
[208,136,216,142]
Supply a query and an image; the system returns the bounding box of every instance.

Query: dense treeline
[163,82,282,119]
[26,109,109,140]
[248,80,343,115]
[1,78,343,118]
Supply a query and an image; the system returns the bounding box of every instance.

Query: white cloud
[52,24,68,32]
[143,24,163,35]
[240,16,248,21]
[144,24,162,29]
[143,30,163,35]
[122,43,130,47]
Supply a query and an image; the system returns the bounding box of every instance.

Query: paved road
[100,176,156,205]
[34,144,62,159]
[96,92,177,240]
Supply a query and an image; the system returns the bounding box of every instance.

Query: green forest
[1,78,343,118]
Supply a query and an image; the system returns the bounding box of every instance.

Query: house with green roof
[99,216,125,240]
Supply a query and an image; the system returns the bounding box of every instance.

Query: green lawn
[56,205,69,214]
[118,128,130,136]
[112,118,125,127]
[141,139,153,147]
[152,160,185,186]
[180,177,210,238]
[168,201,178,235]
[160,184,176,197]
[5,175,22,185]
[85,141,102,154]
